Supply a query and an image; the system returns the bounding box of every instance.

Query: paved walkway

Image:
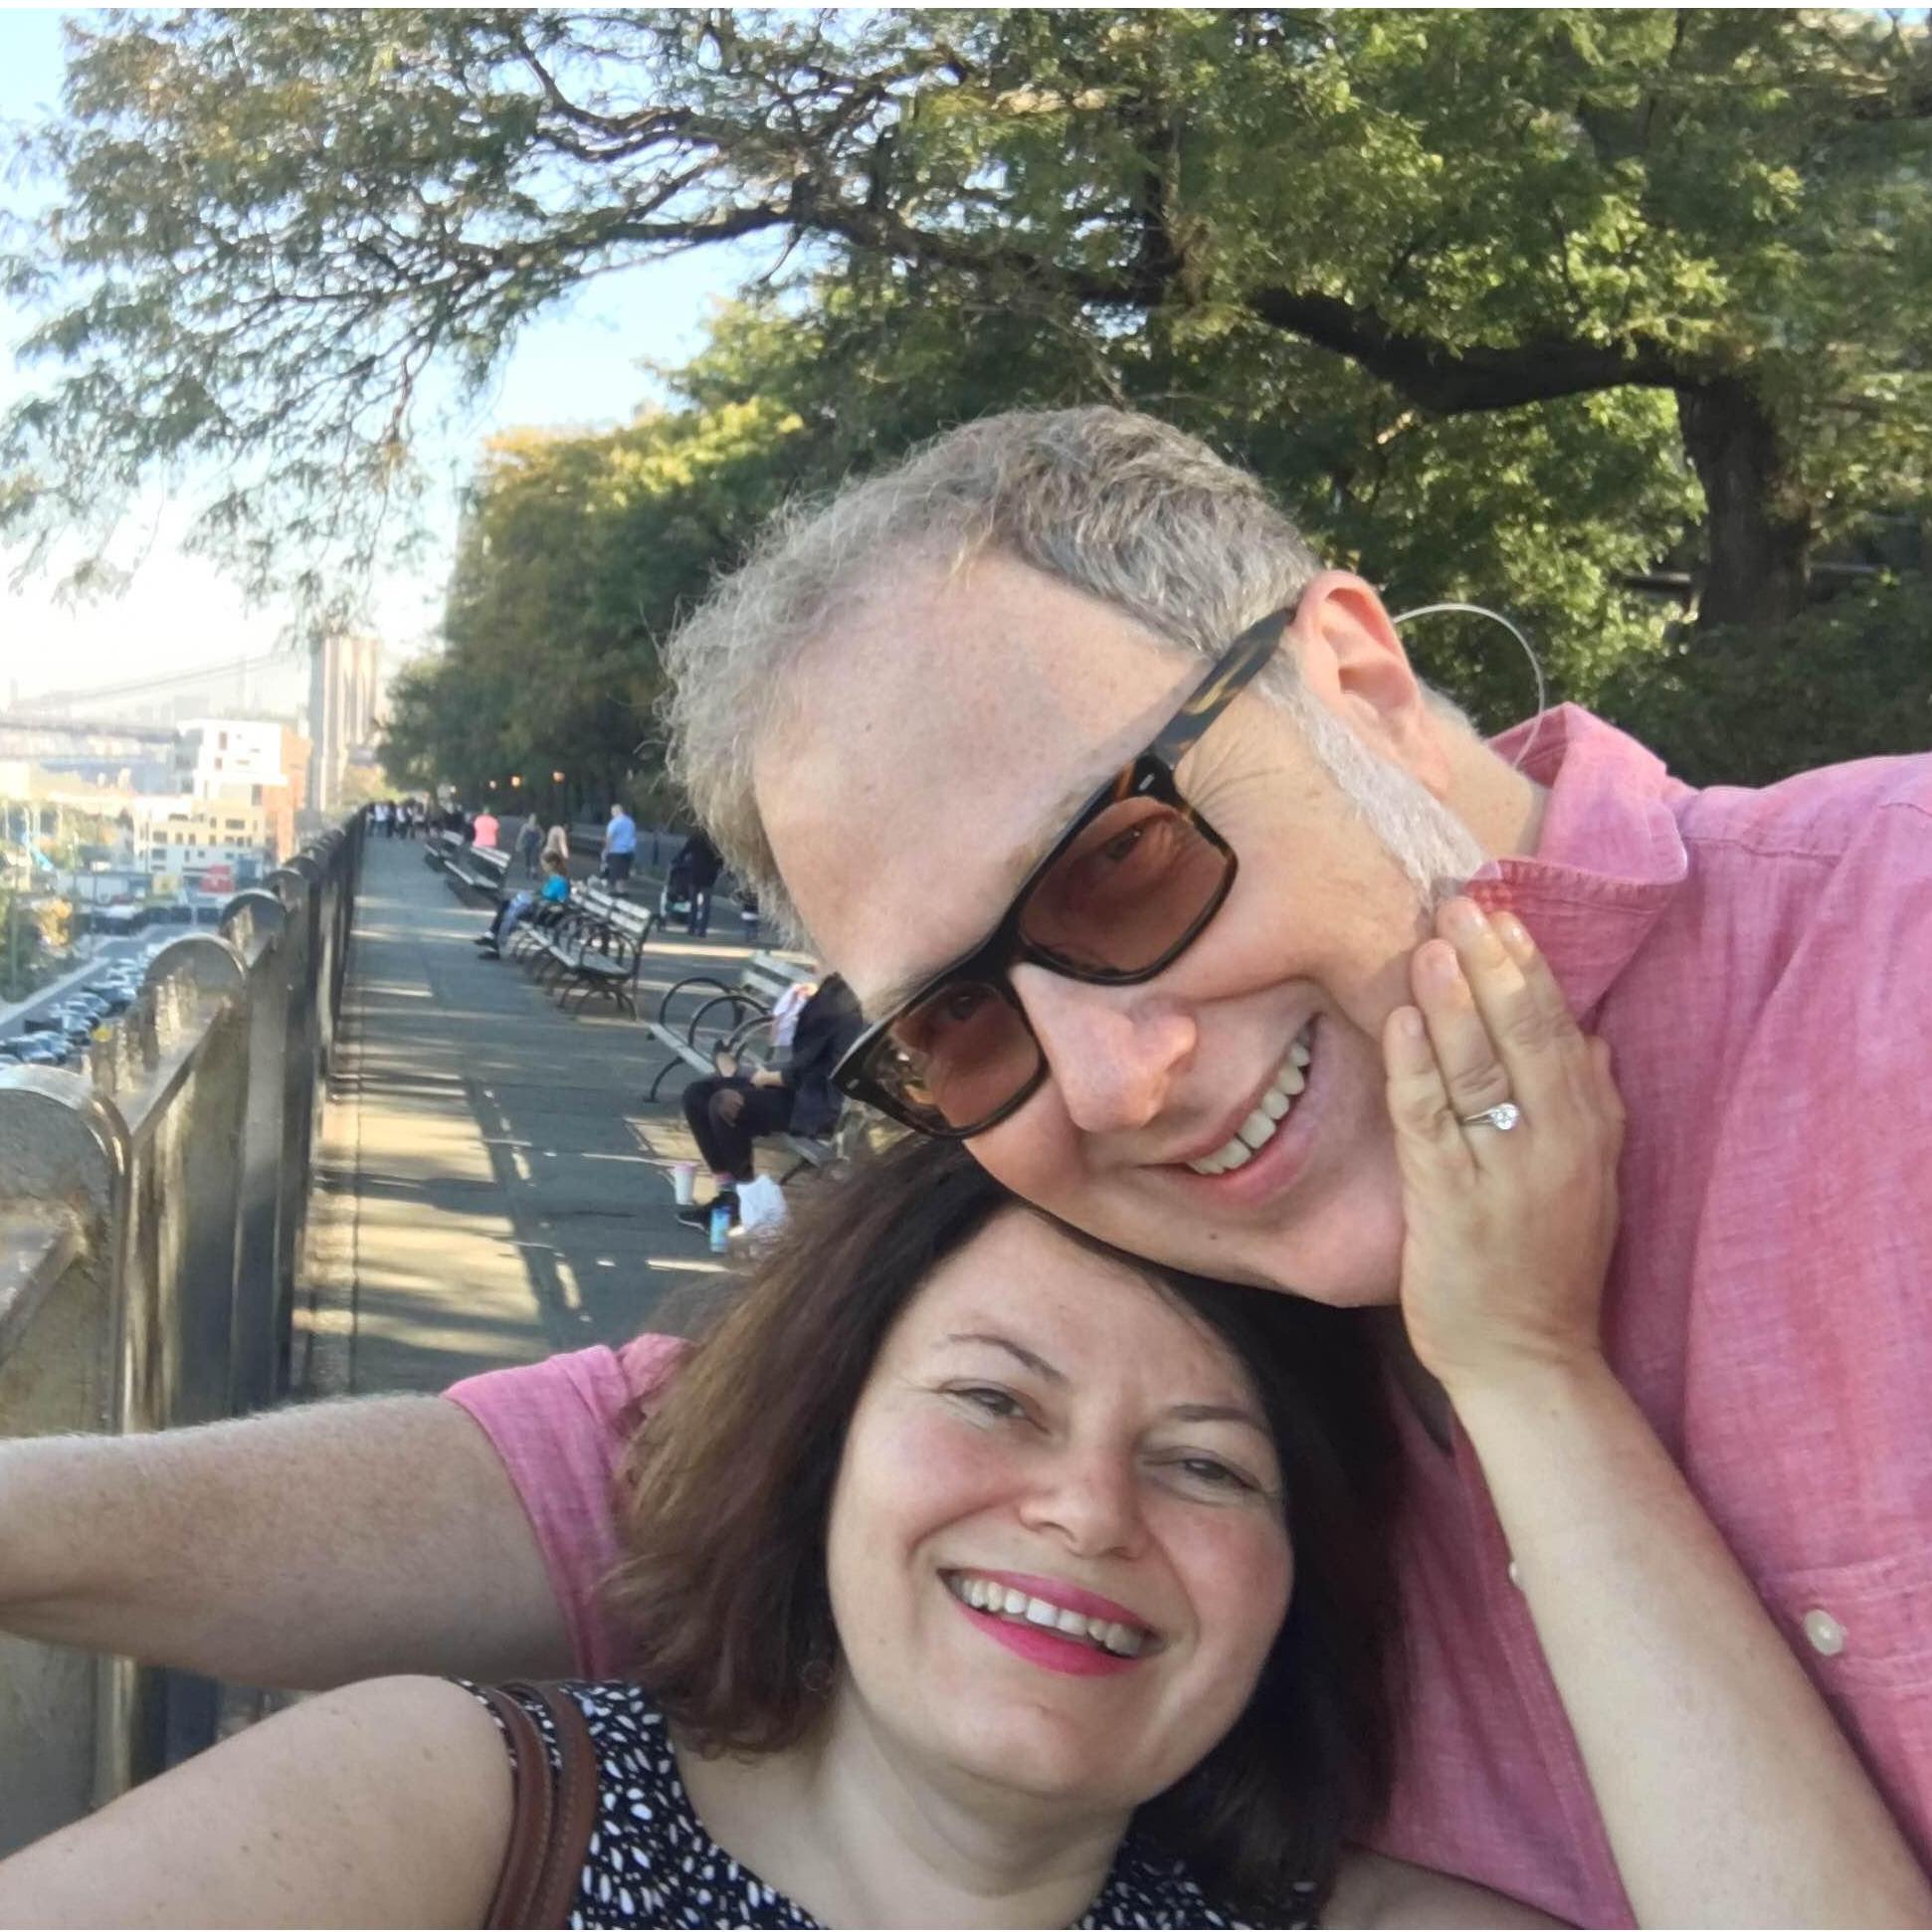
[296,836,773,1399]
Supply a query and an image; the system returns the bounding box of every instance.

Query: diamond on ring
[1460,1101,1522,1132]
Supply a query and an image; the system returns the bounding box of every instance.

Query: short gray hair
[664,406,1478,939]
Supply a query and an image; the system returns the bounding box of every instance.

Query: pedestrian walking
[514,814,542,879]
[600,802,638,892]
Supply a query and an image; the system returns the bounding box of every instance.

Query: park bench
[428,832,510,900]
[511,883,659,1018]
[642,951,860,1180]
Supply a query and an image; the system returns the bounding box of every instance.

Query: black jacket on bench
[782,975,864,1138]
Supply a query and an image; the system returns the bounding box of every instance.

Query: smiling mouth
[941,1571,1152,1657]
[1185,1020,1315,1177]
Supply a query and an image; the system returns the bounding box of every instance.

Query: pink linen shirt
[449,706,1932,1925]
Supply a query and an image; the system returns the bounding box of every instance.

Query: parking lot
[0,936,168,1067]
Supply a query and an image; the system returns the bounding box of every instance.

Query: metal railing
[0,813,361,1851]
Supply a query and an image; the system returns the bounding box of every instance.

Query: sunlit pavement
[296,837,767,1399]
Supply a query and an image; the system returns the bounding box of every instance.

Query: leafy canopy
[6,8,1929,628]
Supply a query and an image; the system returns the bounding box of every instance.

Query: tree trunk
[1675,377,1813,631]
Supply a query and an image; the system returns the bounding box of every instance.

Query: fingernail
[1395,1007,1425,1042]
[1495,913,1533,954]
[1444,898,1484,938]
[1421,940,1462,985]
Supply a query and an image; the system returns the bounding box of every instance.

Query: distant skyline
[1,9,773,705]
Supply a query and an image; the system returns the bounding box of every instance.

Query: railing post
[220,890,292,1413]
[108,933,254,1773]
[269,860,322,1347]
[0,1068,132,1846]
[116,933,252,1437]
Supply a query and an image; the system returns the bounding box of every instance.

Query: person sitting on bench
[475,852,569,957]
[676,973,863,1227]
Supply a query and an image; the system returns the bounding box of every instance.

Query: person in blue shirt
[601,802,638,891]
[476,853,570,957]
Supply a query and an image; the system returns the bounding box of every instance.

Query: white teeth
[945,1575,1148,1655]
[1187,1025,1314,1176]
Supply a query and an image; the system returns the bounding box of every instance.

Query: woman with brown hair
[0,1040,1551,1927]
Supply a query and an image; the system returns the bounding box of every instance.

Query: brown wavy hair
[608,1133,1403,1916]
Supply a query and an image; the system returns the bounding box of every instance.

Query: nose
[1009,965,1196,1136]
[1017,1439,1148,1561]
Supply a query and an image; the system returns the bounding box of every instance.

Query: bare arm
[1456,1355,1929,1928]
[1327,1849,1561,1928]
[1386,900,1932,1927]
[0,1674,509,1927]
[0,1397,573,1688]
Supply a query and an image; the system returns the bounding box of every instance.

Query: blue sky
[1,9,771,702]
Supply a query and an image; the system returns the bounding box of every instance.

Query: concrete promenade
[296,833,764,1399]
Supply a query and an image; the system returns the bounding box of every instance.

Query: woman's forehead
[896,1210,1255,1387]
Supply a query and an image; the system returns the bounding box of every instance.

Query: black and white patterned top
[471,1679,1312,1929]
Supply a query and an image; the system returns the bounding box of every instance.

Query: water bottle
[708,1201,731,1254]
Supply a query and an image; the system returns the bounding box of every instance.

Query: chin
[1245,1224,1406,1307]
[940,1710,1146,1810]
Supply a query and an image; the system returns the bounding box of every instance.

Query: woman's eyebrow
[1164,1401,1271,1437]
[940,1332,1065,1383]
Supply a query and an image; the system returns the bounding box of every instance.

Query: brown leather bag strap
[480,1683,599,1929]
[527,1684,601,1927]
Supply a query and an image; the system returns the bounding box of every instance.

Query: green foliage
[1599,573,1932,787]
[6,8,1929,630]
[8,8,1930,790]
[0,889,51,1004]
[379,392,809,802]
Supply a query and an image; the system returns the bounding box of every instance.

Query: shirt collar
[1464,704,1690,1016]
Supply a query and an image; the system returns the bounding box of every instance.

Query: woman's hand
[1381,903,1932,1929]
[1381,897,1624,1403]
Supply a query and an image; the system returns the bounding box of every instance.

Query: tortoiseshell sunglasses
[832,606,1289,1137]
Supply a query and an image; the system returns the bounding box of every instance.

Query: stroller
[660,854,694,928]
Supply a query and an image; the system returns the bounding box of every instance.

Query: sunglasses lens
[1021,796,1231,972]
[874,979,1043,1135]
[861,800,1232,1136]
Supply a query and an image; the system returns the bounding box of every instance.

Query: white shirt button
[1507,1559,1523,1590]
[1802,1608,1846,1657]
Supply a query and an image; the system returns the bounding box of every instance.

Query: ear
[1281,572,1454,797]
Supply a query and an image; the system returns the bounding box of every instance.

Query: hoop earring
[1390,601,1548,775]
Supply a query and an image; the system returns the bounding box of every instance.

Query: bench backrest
[738,952,818,1005]
[578,884,656,939]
